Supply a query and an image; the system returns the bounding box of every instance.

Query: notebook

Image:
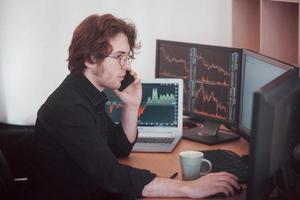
[104,78,183,152]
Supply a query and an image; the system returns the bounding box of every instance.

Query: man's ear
[84,60,96,70]
[84,56,97,70]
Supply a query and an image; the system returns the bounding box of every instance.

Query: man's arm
[142,172,241,198]
[42,102,156,197]
[120,104,139,143]
[114,72,142,143]
[106,116,136,157]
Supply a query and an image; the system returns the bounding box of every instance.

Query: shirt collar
[70,72,108,106]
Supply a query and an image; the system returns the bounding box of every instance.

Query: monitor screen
[104,80,183,128]
[248,68,300,200]
[155,40,193,115]
[238,50,293,139]
[155,40,242,125]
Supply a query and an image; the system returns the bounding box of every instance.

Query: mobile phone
[118,70,135,91]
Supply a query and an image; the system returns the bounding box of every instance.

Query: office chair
[0,125,34,200]
[0,148,18,200]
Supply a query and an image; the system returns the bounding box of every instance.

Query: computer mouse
[209,192,227,198]
[209,187,243,198]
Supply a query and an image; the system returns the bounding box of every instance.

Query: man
[29,14,240,200]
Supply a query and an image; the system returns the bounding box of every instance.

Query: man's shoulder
[41,76,90,113]
[37,90,93,124]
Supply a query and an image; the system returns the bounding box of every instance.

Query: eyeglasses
[107,53,134,66]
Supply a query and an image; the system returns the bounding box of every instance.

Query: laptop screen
[104,79,183,128]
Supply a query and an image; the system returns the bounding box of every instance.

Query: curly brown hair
[67,14,139,73]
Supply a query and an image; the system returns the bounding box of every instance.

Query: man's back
[30,74,105,199]
[28,73,155,200]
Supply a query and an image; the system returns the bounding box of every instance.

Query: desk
[119,138,249,200]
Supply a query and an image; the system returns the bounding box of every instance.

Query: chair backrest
[0,126,34,178]
[0,148,17,200]
[0,124,34,200]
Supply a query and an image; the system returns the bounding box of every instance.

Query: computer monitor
[248,68,300,200]
[104,80,182,128]
[155,40,242,144]
[238,50,293,140]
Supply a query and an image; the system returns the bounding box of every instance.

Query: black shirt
[29,72,156,200]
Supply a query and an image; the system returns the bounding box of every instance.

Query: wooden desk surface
[119,137,249,200]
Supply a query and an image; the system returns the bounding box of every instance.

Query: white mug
[179,151,212,181]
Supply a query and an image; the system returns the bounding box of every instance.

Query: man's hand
[114,70,141,143]
[142,172,241,198]
[183,172,241,198]
[114,70,142,109]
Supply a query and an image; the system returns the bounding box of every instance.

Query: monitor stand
[183,120,240,145]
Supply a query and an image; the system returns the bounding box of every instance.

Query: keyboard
[201,149,248,184]
[136,137,175,144]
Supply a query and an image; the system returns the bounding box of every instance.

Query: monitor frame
[238,49,294,140]
[137,78,183,134]
[248,68,300,200]
[155,39,242,127]
[104,78,183,132]
[155,39,242,145]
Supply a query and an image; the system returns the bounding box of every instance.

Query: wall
[0,0,232,125]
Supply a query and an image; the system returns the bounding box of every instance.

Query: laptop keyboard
[137,137,175,144]
[201,149,249,184]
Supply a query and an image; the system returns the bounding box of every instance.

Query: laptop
[104,78,183,152]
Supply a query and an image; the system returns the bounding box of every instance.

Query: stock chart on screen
[156,40,241,124]
[104,83,179,127]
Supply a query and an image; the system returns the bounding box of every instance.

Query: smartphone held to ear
[118,71,135,91]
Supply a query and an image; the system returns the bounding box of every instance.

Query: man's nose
[122,62,132,71]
